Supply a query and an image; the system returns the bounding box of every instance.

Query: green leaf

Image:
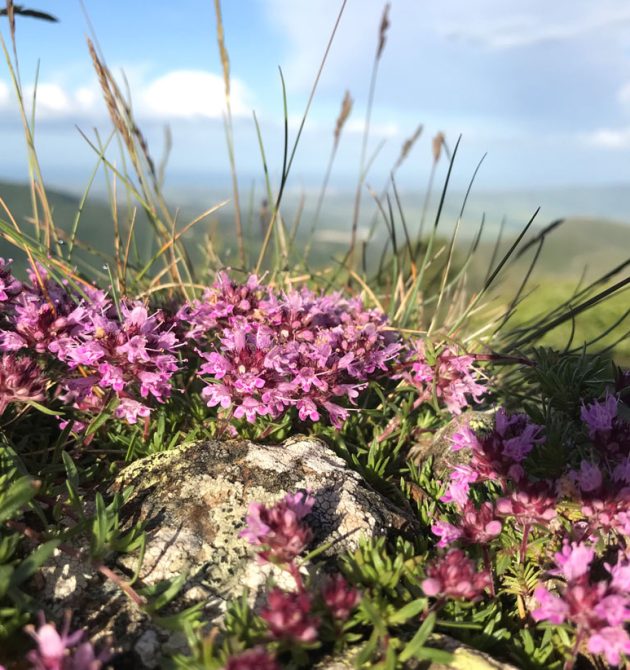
[91,492,108,558]
[11,540,60,586]
[23,399,61,416]
[85,408,113,436]
[387,596,427,625]
[0,477,36,524]
[415,647,455,665]
[399,611,436,662]
[143,573,188,613]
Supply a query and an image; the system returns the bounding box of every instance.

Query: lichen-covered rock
[315,633,520,670]
[41,435,415,667]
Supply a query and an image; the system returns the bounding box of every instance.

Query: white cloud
[583,127,630,149]
[0,69,252,123]
[439,3,630,50]
[27,83,72,115]
[618,82,630,106]
[139,70,250,120]
[345,118,398,139]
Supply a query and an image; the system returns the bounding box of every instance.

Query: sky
[2,0,630,195]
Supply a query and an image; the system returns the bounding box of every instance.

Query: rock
[41,436,415,667]
[314,633,520,670]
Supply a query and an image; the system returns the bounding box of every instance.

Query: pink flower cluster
[533,542,630,667]
[228,490,360,667]
[178,272,402,427]
[422,549,492,601]
[0,263,181,427]
[0,352,45,415]
[398,340,486,415]
[555,394,630,543]
[240,490,315,563]
[0,261,488,430]
[431,501,502,548]
[441,408,544,507]
[23,612,110,670]
[0,258,22,305]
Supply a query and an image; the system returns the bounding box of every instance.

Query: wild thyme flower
[240,491,315,563]
[25,612,110,670]
[0,353,46,414]
[422,549,492,601]
[579,489,630,541]
[53,299,180,425]
[432,501,501,547]
[182,272,401,427]
[496,482,557,527]
[261,588,319,643]
[0,258,22,305]
[581,393,630,457]
[533,544,630,667]
[442,409,544,506]
[322,574,361,621]
[399,340,486,415]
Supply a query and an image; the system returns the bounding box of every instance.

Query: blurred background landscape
[0,0,628,359]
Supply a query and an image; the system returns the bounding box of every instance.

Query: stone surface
[40,435,416,667]
[315,634,520,670]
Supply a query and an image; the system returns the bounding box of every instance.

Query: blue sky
[2,0,630,193]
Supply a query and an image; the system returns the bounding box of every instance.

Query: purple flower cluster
[399,340,486,415]
[441,408,544,507]
[0,260,489,432]
[231,489,360,665]
[178,271,401,427]
[0,262,181,427]
[422,548,492,601]
[533,543,630,667]
[432,501,502,548]
[52,300,181,426]
[0,258,22,305]
[24,612,110,670]
[240,490,315,564]
[261,588,319,643]
[0,353,45,415]
[554,393,630,543]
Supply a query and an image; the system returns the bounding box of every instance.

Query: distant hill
[468,216,630,287]
[0,180,117,275]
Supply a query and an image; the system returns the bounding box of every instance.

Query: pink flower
[114,397,151,424]
[25,613,110,670]
[608,560,630,593]
[261,589,319,643]
[223,647,279,670]
[431,521,463,547]
[0,353,46,415]
[422,549,492,601]
[552,542,595,582]
[240,491,314,563]
[587,626,630,667]
[581,394,618,438]
[458,501,502,543]
[572,461,603,493]
[322,574,361,621]
[496,483,557,526]
[532,586,569,624]
[594,595,630,626]
[400,342,485,415]
[441,465,478,507]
